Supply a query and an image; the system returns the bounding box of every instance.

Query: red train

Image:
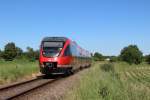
[39,37,92,75]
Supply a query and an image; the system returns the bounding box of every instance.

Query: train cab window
[64,45,72,56]
[42,41,64,57]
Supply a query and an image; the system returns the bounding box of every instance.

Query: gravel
[13,68,89,100]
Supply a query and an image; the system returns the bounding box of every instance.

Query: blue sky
[0,0,150,55]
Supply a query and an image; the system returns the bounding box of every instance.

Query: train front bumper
[40,62,72,74]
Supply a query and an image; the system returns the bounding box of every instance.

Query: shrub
[145,54,150,64]
[98,86,110,98]
[110,56,118,62]
[26,47,36,61]
[25,47,39,61]
[100,63,114,72]
[34,50,39,60]
[2,42,17,61]
[93,52,104,61]
[0,50,2,59]
[16,47,23,58]
[120,45,143,64]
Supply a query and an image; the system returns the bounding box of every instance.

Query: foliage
[64,62,150,100]
[15,47,23,59]
[0,42,39,61]
[100,63,114,72]
[34,50,40,60]
[0,60,38,84]
[25,47,39,61]
[2,42,18,61]
[145,54,150,64]
[26,47,36,61]
[0,49,2,59]
[16,47,23,56]
[120,45,143,64]
[109,56,118,62]
[93,52,104,61]
[98,86,110,98]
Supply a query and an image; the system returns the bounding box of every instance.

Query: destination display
[43,42,64,47]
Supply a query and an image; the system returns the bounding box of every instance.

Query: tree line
[0,42,150,64]
[93,45,150,65]
[0,42,39,61]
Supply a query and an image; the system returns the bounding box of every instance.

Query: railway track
[0,75,59,100]
[0,66,90,100]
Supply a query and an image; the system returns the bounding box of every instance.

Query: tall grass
[0,60,39,84]
[64,62,150,100]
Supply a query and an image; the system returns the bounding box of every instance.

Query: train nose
[47,57,58,62]
[44,62,57,68]
[45,62,53,67]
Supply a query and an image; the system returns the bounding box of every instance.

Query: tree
[26,47,36,61]
[145,55,150,64]
[120,45,143,64]
[16,47,23,58]
[0,49,2,59]
[34,50,39,60]
[93,52,104,61]
[2,42,17,61]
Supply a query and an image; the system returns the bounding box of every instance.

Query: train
[39,37,92,75]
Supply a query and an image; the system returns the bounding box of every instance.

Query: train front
[39,37,73,75]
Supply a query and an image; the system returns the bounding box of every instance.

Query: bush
[120,45,143,64]
[98,86,110,98]
[110,56,118,62]
[26,47,36,61]
[100,63,114,72]
[34,50,39,60]
[93,52,104,61]
[2,42,17,61]
[25,47,39,61]
[16,47,23,58]
[0,50,2,59]
[145,55,150,64]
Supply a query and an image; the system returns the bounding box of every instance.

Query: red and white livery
[39,37,91,75]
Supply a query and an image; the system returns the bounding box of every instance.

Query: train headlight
[43,51,46,55]
[54,57,57,61]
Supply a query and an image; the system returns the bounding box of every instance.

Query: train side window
[64,45,72,56]
[71,44,77,56]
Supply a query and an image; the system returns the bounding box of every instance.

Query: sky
[0,0,150,56]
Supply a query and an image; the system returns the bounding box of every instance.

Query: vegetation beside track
[64,62,150,100]
[0,60,39,85]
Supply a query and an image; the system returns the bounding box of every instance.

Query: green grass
[64,62,150,100]
[0,60,39,84]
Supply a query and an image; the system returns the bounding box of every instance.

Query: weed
[98,86,109,98]
[100,63,114,72]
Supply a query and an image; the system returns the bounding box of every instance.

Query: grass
[64,62,150,100]
[0,59,39,84]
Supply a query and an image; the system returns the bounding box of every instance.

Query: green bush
[93,52,104,61]
[0,50,2,59]
[16,47,23,58]
[26,47,37,62]
[120,45,143,64]
[110,56,118,62]
[0,42,39,61]
[98,86,110,98]
[145,54,150,64]
[2,42,17,61]
[100,63,114,72]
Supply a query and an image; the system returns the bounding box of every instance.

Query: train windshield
[42,42,64,57]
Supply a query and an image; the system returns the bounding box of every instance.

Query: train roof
[42,37,68,42]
